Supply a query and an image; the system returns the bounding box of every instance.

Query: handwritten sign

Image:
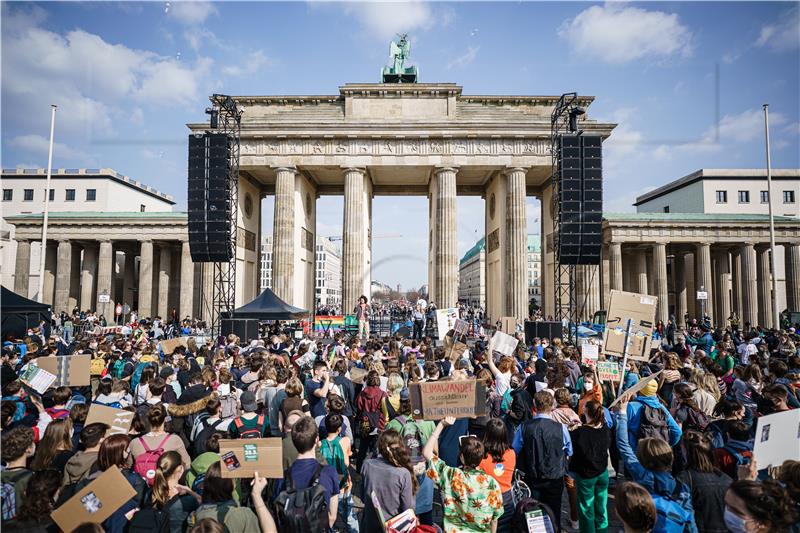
[160,337,189,355]
[453,319,469,336]
[581,343,599,366]
[597,361,621,382]
[84,403,135,435]
[51,466,136,532]
[435,308,459,340]
[490,330,518,358]
[603,290,657,361]
[408,379,486,420]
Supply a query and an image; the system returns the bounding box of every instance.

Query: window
[23,189,33,201]
[45,189,54,202]
[86,189,96,201]
[663,206,670,213]
[738,190,750,203]
[65,189,75,201]
[140,204,146,212]
[715,190,727,203]
[761,191,769,203]
[2,189,11,201]
[784,190,796,204]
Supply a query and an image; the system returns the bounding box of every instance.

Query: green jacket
[186,452,241,502]
[190,501,258,533]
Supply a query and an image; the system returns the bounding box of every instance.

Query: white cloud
[558,4,693,63]
[222,50,271,77]
[597,108,646,170]
[10,134,94,164]
[755,7,799,51]
[167,1,217,25]
[721,51,740,64]
[342,1,435,40]
[446,46,479,70]
[130,108,144,126]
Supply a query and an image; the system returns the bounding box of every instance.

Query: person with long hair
[30,418,74,471]
[4,469,61,532]
[479,417,516,530]
[355,370,387,468]
[614,482,656,533]
[361,429,417,532]
[128,403,191,472]
[570,400,611,533]
[724,479,798,533]
[676,431,731,533]
[188,462,259,532]
[138,450,200,532]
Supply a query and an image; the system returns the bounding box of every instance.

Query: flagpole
[763,103,780,330]
[36,105,57,303]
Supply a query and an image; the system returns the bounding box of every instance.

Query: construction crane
[326,233,403,242]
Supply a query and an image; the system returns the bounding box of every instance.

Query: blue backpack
[651,481,694,533]
[131,362,151,391]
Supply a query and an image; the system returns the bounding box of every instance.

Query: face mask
[724,507,750,533]
[584,382,594,392]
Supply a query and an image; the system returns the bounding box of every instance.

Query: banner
[435,308,459,340]
[51,466,136,532]
[500,316,518,334]
[603,290,657,361]
[753,409,800,468]
[218,438,283,478]
[597,361,621,382]
[408,379,486,420]
[35,355,91,387]
[85,403,135,436]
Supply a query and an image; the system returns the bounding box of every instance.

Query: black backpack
[127,495,179,533]
[511,497,556,533]
[635,400,671,442]
[191,418,226,457]
[275,462,330,533]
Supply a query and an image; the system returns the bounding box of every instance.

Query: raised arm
[422,416,454,461]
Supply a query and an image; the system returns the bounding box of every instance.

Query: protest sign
[609,371,662,408]
[500,316,518,334]
[603,290,657,361]
[19,364,56,395]
[753,409,800,468]
[490,330,519,358]
[453,318,469,336]
[35,354,91,387]
[597,361,621,382]
[408,379,487,420]
[160,337,189,355]
[443,333,468,363]
[85,403,135,436]
[435,308,459,340]
[581,343,599,366]
[51,466,136,532]
[349,367,368,385]
[218,438,283,478]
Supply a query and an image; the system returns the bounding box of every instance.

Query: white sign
[581,343,599,361]
[753,409,800,468]
[696,291,708,300]
[435,308,459,340]
[99,294,111,303]
[490,330,519,358]
[19,364,57,395]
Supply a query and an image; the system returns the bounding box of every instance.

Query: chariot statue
[381,33,418,83]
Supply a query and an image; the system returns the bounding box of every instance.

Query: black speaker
[557,134,603,265]
[524,321,563,344]
[187,133,234,263]
[221,318,260,341]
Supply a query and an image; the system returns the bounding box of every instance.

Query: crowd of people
[2,306,799,533]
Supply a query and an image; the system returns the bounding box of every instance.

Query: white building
[527,234,542,305]
[260,235,342,310]
[1,168,174,296]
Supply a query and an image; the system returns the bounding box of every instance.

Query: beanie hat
[640,379,659,397]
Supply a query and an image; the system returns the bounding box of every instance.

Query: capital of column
[433,166,459,176]
[503,166,529,176]
[340,166,366,175]
[273,166,298,175]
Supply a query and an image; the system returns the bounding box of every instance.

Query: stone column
[13,240,31,296]
[713,250,731,328]
[431,167,459,309]
[271,166,297,303]
[122,249,136,307]
[609,242,623,290]
[756,246,772,327]
[80,243,98,311]
[179,241,194,320]
[342,167,369,310]
[740,243,758,327]
[96,241,113,318]
[138,240,154,317]
[504,167,527,319]
[633,251,648,294]
[54,240,72,314]
[601,246,611,309]
[731,251,742,319]
[200,262,215,322]
[785,243,800,312]
[582,265,601,319]
[695,242,714,320]
[42,244,56,306]
[68,247,81,311]
[674,253,688,324]
[652,242,669,323]
[157,244,172,318]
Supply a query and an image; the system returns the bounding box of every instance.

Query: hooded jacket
[625,394,682,449]
[356,385,387,430]
[62,451,99,486]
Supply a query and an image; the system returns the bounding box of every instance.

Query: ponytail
[378,430,418,494]
[152,450,182,506]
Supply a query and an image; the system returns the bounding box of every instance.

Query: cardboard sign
[753,409,800,468]
[453,319,469,336]
[603,290,657,362]
[408,379,487,420]
[597,361,621,382]
[609,371,662,408]
[581,343,599,366]
[84,403,135,435]
[19,364,56,395]
[35,355,91,387]
[435,308,459,340]
[500,316,518,334]
[490,330,518,358]
[51,465,136,532]
[218,438,283,478]
[160,337,189,355]
[348,367,368,385]
[443,333,468,363]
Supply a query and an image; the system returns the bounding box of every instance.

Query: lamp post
[36,105,57,303]
[763,104,780,330]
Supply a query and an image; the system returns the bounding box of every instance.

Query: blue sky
[2,1,799,289]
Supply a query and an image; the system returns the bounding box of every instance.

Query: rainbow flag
[314,315,346,333]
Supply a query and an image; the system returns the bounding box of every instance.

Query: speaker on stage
[221,318,259,341]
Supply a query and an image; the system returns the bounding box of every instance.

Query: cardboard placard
[84,403,135,435]
[500,316,518,334]
[597,361,621,382]
[19,364,56,395]
[349,367,368,385]
[160,337,189,355]
[609,371,662,408]
[490,330,518,358]
[603,290,657,362]
[581,343,599,366]
[35,355,91,387]
[453,319,469,336]
[408,379,487,420]
[51,465,136,532]
[218,438,283,478]
[443,333,468,363]
[753,409,800,468]
[435,308,459,340]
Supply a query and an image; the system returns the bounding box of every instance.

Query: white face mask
[584,381,594,392]
[723,507,750,533]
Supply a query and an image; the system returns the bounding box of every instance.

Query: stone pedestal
[14,240,31,297]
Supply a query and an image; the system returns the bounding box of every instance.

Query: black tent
[1,286,51,340]
[225,288,308,320]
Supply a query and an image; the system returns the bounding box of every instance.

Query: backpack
[383,397,399,421]
[191,418,226,457]
[133,434,172,486]
[651,481,694,533]
[722,445,753,479]
[187,503,233,533]
[396,416,425,475]
[320,436,349,490]
[95,399,123,409]
[275,462,330,533]
[90,357,106,376]
[500,388,513,414]
[131,362,151,391]
[233,414,264,439]
[112,358,130,379]
[219,394,239,419]
[127,495,179,533]
[1,396,26,423]
[190,468,206,495]
[635,400,672,442]
[683,407,709,432]
[1,469,32,520]
[511,497,556,533]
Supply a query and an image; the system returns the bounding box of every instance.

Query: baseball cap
[240,391,258,413]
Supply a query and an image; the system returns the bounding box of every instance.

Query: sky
[2,1,799,290]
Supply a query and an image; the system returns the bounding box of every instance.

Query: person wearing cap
[229,390,269,439]
[160,365,182,400]
[624,378,682,452]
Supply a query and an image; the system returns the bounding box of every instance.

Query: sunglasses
[458,434,478,445]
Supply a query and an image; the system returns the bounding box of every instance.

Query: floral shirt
[427,456,504,532]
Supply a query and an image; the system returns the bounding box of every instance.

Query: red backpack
[234,414,265,439]
[134,434,172,486]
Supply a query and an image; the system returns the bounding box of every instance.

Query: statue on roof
[381,33,418,83]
